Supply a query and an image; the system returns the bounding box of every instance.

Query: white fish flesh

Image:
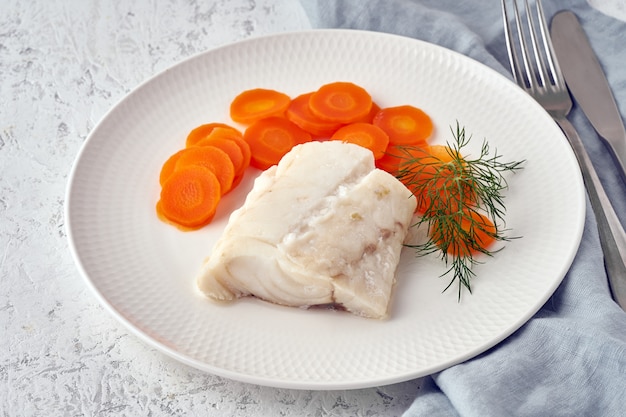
[196,141,417,319]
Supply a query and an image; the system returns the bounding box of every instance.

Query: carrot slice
[398,145,473,214]
[196,135,245,185]
[243,116,312,170]
[431,209,496,256]
[376,145,401,174]
[330,122,389,160]
[353,101,381,124]
[159,149,187,185]
[226,135,252,174]
[195,128,250,188]
[286,92,344,138]
[230,88,291,125]
[308,82,372,124]
[157,166,221,229]
[186,123,241,147]
[376,144,428,176]
[175,146,235,194]
[373,105,433,146]
[196,132,245,174]
[195,126,251,173]
[401,145,454,214]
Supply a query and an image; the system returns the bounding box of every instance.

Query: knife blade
[550,10,626,182]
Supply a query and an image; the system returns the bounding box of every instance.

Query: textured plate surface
[66,30,585,390]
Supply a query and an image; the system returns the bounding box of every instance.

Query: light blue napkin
[299,1,626,415]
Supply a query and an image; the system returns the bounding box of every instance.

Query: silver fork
[501,0,626,309]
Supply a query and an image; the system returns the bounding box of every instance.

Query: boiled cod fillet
[196,141,417,319]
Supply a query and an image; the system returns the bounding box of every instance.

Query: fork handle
[555,116,626,310]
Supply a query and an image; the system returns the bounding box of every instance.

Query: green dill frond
[399,121,524,299]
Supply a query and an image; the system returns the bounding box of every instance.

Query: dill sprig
[398,122,524,299]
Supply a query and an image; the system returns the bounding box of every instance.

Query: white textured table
[2,0,624,415]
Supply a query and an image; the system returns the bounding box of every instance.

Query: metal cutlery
[501,0,626,310]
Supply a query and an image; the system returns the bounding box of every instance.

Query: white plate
[66,30,585,390]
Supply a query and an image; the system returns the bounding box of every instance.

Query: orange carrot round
[431,209,496,256]
[230,88,291,125]
[330,122,389,160]
[243,116,312,170]
[186,122,241,147]
[398,145,473,214]
[175,146,235,195]
[226,135,252,174]
[195,126,251,174]
[376,145,403,175]
[373,105,433,146]
[308,82,373,124]
[402,145,454,214]
[286,92,344,138]
[157,166,222,229]
[196,131,245,174]
[159,149,187,186]
[353,101,381,124]
[196,135,245,184]
[376,144,429,176]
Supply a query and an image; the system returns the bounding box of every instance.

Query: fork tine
[501,0,523,84]
[534,0,567,89]
[524,0,550,87]
[511,0,537,89]
[501,0,535,88]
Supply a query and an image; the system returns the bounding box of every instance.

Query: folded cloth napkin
[299,1,626,416]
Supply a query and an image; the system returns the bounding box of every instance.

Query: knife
[550,11,626,182]
[551,11,626,310]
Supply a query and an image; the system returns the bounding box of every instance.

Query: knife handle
[555,117,626,310]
